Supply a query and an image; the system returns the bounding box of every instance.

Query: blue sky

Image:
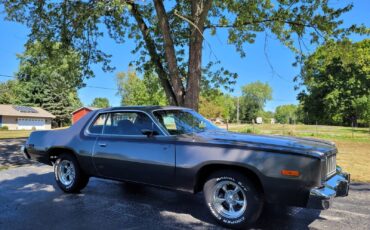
[0,1,369,111]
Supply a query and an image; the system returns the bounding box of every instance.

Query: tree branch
[128,2,178,105]
[204,18,316,29]
[153,0,184,104]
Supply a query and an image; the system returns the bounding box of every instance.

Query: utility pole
[237,96,240,124]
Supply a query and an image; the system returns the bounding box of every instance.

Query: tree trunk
[153,0,184,106]
[129,3,178,105]
[185,0,212,111]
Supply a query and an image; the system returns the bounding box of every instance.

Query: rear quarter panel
[26,111,98,175]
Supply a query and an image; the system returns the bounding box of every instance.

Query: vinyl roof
[102,106,190,112]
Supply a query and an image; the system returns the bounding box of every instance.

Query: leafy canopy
[1,0,367,109]
[0,41,83,127]
[297,39,370,126]
[275,104,298,124]
[240,81,272,122]
[91,97,110,108]
[116,70,167,106]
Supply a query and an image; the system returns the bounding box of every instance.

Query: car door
[91,111,176,187]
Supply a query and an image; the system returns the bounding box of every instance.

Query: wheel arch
[194,163,265,195]
[47,147,78,164]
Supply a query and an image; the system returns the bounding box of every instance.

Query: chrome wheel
[212,181,247,219]
[57,160,76,186]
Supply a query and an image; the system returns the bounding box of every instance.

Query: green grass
[223,124,370,142]
[222,123,370,182]
[0,165,9,171]
[0,130,32,139]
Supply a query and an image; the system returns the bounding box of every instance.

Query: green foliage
[0,41,83,127]
[240,81,272,122]
[0,126,9,131]
[116,70,167,106]
[275,104,298,124]
[199,89,235,121]
[298,39,370,126]
[91,97,110,108]
[1,0,366,109]
[0,80,23,104]
[258,110,275,124]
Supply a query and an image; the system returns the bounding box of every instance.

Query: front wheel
[54,153,89,193]
[203,170,263,229]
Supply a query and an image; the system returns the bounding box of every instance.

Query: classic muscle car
[22,106,350,229]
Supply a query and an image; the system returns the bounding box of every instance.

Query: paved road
[0,138,29,167]
[1,166,370,230]
[0,139,370,229]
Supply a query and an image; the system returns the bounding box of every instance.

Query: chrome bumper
[307,166,350,210]
[21,145,31,160]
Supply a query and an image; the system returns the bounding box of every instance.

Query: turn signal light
[281,170,300,177]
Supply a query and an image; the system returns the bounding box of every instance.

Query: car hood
[189,130,336,158]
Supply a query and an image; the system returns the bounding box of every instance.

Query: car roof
[98,106,191,113]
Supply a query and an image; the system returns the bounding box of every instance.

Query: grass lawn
[224,124,370,183]
[0,130,32,139]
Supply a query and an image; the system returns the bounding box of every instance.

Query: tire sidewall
[204,171,262,229]
[54,154,81,192]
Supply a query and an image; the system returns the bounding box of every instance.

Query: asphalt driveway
[0,139,370,229]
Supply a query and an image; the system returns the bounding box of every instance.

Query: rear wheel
[203,170,263,229]
[54,153,89,193]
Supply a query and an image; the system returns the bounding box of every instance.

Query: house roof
[71,106,100,114]
[0,104,55,118]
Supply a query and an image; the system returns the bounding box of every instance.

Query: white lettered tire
[203,170,263,229]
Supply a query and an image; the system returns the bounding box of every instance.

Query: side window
[103,112,162,136]
[89,113,108,134]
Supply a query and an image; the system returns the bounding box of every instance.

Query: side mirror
[141,129,158,137]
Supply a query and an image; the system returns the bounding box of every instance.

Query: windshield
[153,109,221,135]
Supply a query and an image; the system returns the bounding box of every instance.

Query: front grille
[326,154,336,178]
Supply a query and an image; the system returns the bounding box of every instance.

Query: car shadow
[118,182,322,229]
[0,170,322,230]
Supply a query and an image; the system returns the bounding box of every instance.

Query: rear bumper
[307,166,350,210]
[21,145,31,160]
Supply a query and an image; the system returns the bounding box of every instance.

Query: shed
[71,107,100,124]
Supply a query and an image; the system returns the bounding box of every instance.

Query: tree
[116,70,167,106]
[14,41,83,127]
[199,90,235,121]
[297,39,370,126]
[0,80,24,105]
[275,104,298,124]
[2,1,366,110]
[91,97,110,108]
[240,81,272,122]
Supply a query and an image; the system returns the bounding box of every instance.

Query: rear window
[88,113,108,134]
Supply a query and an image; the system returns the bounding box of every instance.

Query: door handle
[98,143,107,147]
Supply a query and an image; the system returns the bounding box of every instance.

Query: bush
[245,128,254,133]
[0,126,9,131]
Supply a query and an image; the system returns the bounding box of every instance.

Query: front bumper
[307,166,350,210]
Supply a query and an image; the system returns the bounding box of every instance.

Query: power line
[0,74,14,78]
[0,74,119,91]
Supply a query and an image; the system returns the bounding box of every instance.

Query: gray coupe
[23,106,350,229]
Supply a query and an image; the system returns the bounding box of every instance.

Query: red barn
[71,107,99,124]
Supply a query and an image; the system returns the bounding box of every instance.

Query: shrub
[0,126,9,131]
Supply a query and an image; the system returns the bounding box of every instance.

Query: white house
[0,104,55,130]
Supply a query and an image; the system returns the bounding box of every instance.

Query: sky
[0,1,369,112]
